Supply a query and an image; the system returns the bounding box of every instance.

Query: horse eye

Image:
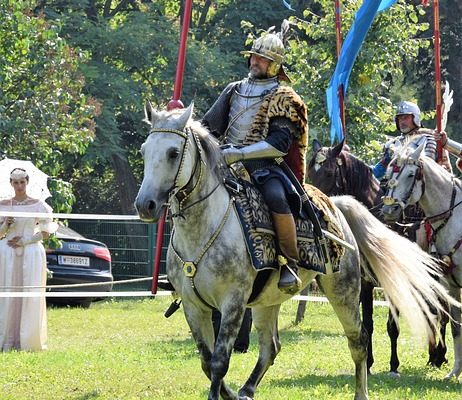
[168,148,180,160]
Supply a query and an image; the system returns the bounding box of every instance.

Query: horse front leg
[210,301,250,400]
[428,307,449,368]
[387,308,400,376]
[360,280,374,374]
[445,287,462,380]
[182,301,238,400]
[239,304,281,400]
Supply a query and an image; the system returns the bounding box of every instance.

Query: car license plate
[58,255,90,267]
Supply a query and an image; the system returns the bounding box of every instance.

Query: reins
[149,125,232,309]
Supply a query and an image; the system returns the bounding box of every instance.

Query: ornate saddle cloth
[229,166,345,274]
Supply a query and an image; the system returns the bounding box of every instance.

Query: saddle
[225,164,345,275]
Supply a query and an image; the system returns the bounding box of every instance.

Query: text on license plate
[58,255,90,266]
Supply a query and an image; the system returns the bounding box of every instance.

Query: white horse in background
[382,139,462,380]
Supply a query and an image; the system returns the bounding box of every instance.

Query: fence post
[147,223,156,276]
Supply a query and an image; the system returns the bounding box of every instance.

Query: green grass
[0,297,459,399]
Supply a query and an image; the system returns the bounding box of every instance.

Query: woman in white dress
[0,168,55,351]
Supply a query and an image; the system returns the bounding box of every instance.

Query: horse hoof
[388,371,400,378]
[444,370,460,381]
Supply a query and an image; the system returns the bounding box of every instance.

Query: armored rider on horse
[202,22,309,294]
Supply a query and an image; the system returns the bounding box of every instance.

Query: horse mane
[339,151,381,196]
[189,118,226,181]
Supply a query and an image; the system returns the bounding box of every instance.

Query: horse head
[135,102,199,222]
[382,142,425,223]
[308,139,345,195]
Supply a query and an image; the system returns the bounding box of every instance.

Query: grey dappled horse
[135,104,453,400]
[382,139,462,380]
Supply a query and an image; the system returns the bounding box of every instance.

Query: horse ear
[332,140,344,157]
[175,102,194,130]
[144,101,158,126]
[410,141,425,161]
[312,139,322,153]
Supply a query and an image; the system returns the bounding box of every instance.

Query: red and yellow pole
[152,0,193,294]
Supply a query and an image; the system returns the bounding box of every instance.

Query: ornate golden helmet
[241,20,290,81]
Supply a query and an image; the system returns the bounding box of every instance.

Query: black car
[46,225,114,307]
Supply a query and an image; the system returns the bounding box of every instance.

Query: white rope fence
[0,211,140,220]
[0,210,390,306]
[0,275,390,306]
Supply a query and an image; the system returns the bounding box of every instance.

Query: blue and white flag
[326,0,397,143]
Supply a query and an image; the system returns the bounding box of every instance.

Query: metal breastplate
[400,132,437,160]
[225,76,278,145]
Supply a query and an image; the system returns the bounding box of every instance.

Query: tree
[0,1,99,212]
[405,0,461,141]
[289,0,431,162]
[35,0,241,213]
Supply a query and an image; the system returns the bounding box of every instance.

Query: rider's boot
[272,212,302,295]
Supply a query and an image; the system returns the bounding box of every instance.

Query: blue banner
[326,0,397,143]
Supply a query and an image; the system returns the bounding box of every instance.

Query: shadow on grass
[74,390,101,400]
[270,369,460,395]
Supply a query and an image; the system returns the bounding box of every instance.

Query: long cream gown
[0,200,54,351]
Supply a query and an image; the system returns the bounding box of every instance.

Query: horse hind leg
[317,273,369,400]
[239,304,281,400]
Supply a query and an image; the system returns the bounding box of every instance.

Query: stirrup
[277,257,302,295]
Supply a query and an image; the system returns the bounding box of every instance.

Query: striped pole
[432,0,443,161]
[153,0,193,294]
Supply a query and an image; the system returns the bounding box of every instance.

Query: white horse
[382,140,462,380]
[135,103,455,399]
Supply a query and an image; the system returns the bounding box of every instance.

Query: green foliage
[2,0,459,212]
[0,1,99,212]
[289,0,430,162]
[405,0,462,141]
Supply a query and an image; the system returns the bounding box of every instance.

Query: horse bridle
[148,127,200,197]
[314,150,346,195]
[147,126,231,309]
[383,157,424,211]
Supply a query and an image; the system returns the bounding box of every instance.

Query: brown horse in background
[307,139,449,375]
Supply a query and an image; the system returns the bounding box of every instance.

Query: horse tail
[332,195,455,342]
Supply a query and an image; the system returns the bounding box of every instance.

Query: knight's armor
[372,101,438,179]
[389,129,438,161]
[226,76,278,145]
[201,21,309,295]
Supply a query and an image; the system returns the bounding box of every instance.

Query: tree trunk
[111,154,138,214]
